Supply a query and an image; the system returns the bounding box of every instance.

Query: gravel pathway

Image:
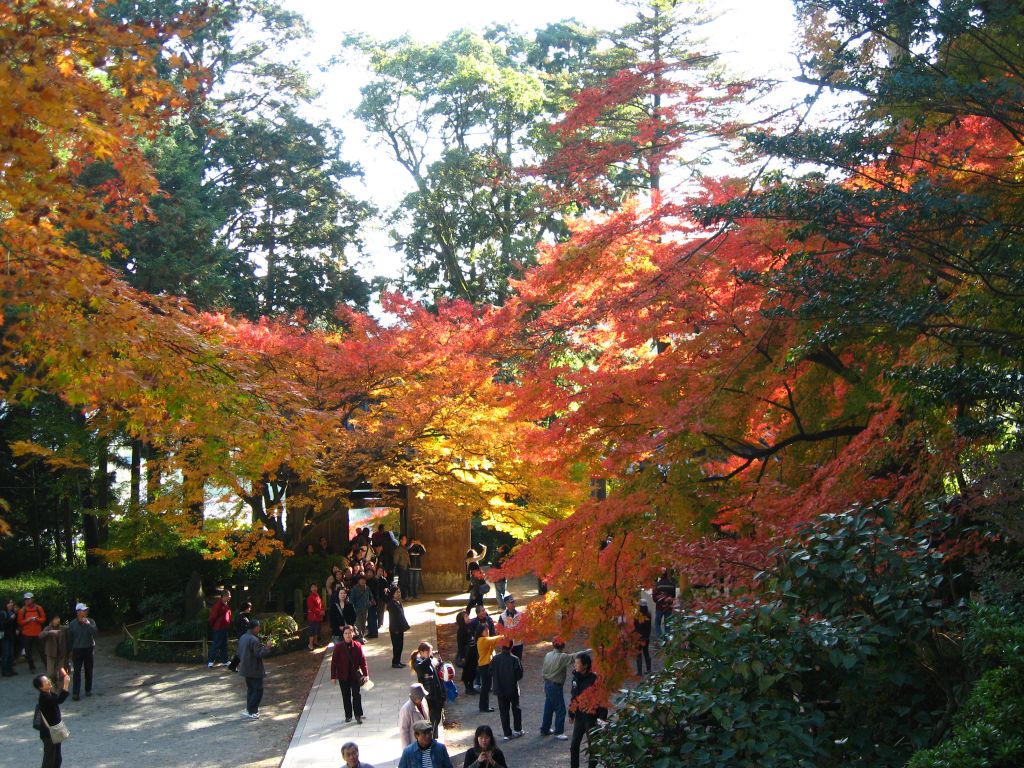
[0,633,320,768]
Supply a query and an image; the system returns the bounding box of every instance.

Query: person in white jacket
[397,683,431,747]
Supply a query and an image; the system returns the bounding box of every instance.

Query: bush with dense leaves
[906,603,1024,768]
[276,554,335,600]
[116,611,302,663]
[592,504,967,768]
[0,551,234,627]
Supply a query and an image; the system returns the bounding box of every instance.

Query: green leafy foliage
[592,504,967,767]
[116,611,300,663]
[0,551,232,626]
[907,604,1024,768]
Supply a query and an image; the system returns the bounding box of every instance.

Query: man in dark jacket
[237,618,273,719]
[227,601,254,672]
[0,598,17,676]
[569,653,604,768]
[490,640,525,740]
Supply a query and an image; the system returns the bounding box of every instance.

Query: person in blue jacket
[398,719,454,768]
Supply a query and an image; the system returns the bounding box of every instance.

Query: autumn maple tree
[483,0,1024,714]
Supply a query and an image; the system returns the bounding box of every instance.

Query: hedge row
[0,551,233,627]
[115,613,302,663]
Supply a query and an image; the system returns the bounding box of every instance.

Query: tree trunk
[62,497,74,564]
[145,443,161,505]
[130,438,142,512]
[250,548,287,611]
[186,466,207,527]
[82,438,110,566]
[29,465,43,568]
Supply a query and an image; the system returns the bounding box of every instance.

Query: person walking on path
[18,592,46,672]
[490,640,525,741]
[387,587,411,668]
[407,538,426,598]
[460,612,479,695]
[468,605,496,690]
[367,566,388,638]
[39,614,69,690]
[465,545,488,582]
[492,545,510,610]
[411,641,446,737]
[455,609,470,668]
[393,535,411,596]
[1,598,17,676]
[306,584,324,651]
[476,626,503,713]
[398,683,431,748]
[237,617,273,719]
[398,720,454,768]
[540,637,582,739]
[331,625,369,724]
[349,576,371,641]
[207,590,232,668]
[634,603,652,675]
[467,565,489,611]
[33,666,70,768]
[341,741,375,768]
[463,724,508,768]
[568,653,606,768]
[67,603,97,700]
[497,595,524,664]
[653,569,676,641]
[228,601,254,672]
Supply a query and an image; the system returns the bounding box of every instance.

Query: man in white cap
[398,683,431,748]
[68,602,98,700]
[497,594,524,664]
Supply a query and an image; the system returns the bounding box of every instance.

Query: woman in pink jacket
[330,625,369,723]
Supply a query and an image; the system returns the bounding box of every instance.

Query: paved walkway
[0,630,321,768]
[281,597,442,768]
[282,576,597,768]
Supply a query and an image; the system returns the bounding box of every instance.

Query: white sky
[278,0,802,282]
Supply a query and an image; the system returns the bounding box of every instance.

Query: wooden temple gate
[301,484,470,594]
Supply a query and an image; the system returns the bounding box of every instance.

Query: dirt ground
[0,632,321,768]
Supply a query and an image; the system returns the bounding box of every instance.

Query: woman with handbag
[33,667,70,768]
[330,625,369,724]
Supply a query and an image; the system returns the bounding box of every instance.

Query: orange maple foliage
[483,75,1021,696]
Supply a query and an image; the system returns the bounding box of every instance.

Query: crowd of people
[1,592,98,768]
[6,527,679,768]
[300,524,427,671]
[2,593,99,700]
[302,531,617,768]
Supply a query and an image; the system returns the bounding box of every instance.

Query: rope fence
[121,620,211,658]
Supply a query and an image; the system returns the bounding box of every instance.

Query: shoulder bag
[38,708,70,744]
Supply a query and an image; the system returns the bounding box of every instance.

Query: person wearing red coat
[207,591,232,668]
[331,625,369,723]
[306,584,325,650]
